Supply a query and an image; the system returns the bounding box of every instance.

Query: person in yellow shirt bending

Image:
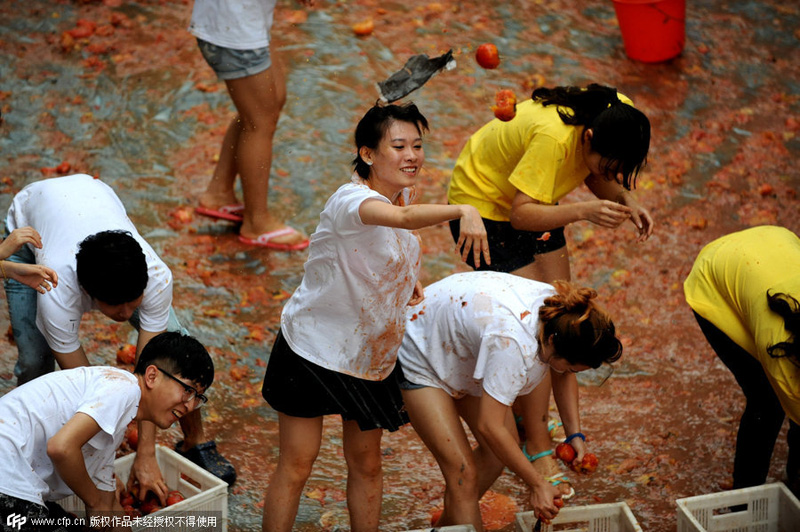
[447,83,653,496]
[684,225,800,494]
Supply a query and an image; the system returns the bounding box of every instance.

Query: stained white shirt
[282,179,421,381]
[0,367,139,505]
[189,0,277,50]
[399,271,553,405]
[7,174,173,353]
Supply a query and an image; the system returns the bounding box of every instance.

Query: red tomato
[67,26,93,39]
[554,497,565,509]
[120,491,135,507]
[569,452,599,474]
[166,490,185,506]
[555,442,576,464]
[125,423,138,451]
[76,19,97,30]
[169,206,193,224]
[429,508,443,527]
[116,344,136,365]
[122,505,141,518]
[491,103,515,121]
[139,493,162,515]
[580,453,599,473]
[475,43,500,69]
[352,19,374,37]
[494,89,516,107]
[491,89,517,121]
[758,183,774,196]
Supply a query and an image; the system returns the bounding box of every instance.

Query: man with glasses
[156,366,210,406]
[2,175,236,499]
[0,332,214,531]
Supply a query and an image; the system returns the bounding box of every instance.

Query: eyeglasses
[155,367,208,407]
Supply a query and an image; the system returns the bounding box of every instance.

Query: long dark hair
[766,292,800,366]
[352,102,429,180]
[532,83,650,190]
[539,281,623,369]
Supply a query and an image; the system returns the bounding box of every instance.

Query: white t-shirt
[0,366,140,505]
[281,179,421,381]
[398,271,554,405]
[6,174,173,354]
[189,0,277,50]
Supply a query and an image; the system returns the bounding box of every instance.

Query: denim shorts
[196,38,272,80]
[397,363,427,391]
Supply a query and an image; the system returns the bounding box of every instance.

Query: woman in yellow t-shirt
[447,83,653,495]
[684,225,800,493]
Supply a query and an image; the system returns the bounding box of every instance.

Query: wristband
[564,432,586,444]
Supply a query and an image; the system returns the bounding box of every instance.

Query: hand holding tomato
[535,496,565,525]
[570,452,599,473]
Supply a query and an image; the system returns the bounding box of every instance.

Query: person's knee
[277,449,318,485]
[237,114,280,136]
[442,457,480,495]
[15,349,54,384]
[344,446,382,480]
[12,326,53,384]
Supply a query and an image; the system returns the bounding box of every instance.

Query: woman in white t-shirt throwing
[260,103,489,532]
[398,271,622,529]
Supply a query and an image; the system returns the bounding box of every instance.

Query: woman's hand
[455,205,490,268]
[3,261,58,293]
[580,200,632,229]
[617,193,654,242]
[0,226,43,259]
[407,280,424,306]
[529,481,562,522]
[569,437,588,463]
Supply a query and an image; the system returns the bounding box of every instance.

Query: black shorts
[449,218,566,273]
[0,493,70,532]
[262,330,409,432]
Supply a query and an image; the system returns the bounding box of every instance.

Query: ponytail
[532,84,620,127]
[532,83,650,190]
[766,291,800,366]
[539,281,623,368]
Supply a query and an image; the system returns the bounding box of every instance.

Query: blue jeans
[3,228,185,385]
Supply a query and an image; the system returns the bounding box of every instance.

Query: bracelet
[0,260,6,281]
[565,432,586,444]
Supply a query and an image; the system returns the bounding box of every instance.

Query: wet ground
[1,0,799,530]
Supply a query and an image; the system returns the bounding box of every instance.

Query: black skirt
[262,329,409,432]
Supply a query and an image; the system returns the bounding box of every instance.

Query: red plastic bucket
[612,0,686,63]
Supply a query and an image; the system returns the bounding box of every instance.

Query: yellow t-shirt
[447,94,632,222]
[684,225,800,424]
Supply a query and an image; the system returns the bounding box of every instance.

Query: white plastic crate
[515,502,643,532]
[58,445,228,532]
[402,526,477,532]
[676,482,800,532]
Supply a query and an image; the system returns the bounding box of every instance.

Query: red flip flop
[195,204,244,223]
[238,227,310,251]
